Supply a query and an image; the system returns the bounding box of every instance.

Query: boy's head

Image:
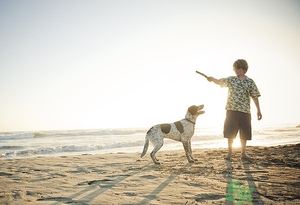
[233,59,248,73]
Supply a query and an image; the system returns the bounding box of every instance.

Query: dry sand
[0,144,299,205]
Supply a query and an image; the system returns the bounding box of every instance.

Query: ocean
[1,124,299,159]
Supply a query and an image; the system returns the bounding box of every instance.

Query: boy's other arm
[207,77,220,85]
[252,98,262,120]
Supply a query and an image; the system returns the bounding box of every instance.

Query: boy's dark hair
[233,59,248,72]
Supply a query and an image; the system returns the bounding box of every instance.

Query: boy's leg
[223,111,238,160]
[240,113,252,160]
[241,139,252,160]
[225,138,234,160]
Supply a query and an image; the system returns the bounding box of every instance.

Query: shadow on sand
[223,159,263,205]
[39,163,153,205]
[137,163,192,204]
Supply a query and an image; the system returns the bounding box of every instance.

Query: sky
[0,0,300,132]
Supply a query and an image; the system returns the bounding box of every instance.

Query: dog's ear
[188,105,198,115]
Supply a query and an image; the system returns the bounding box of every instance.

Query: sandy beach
[0,144,299,205]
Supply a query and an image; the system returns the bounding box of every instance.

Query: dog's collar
[185,118,195,125]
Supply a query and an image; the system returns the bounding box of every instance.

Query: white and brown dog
[141,104,205,164]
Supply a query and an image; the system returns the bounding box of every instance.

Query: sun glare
[232,139,241,148]
[1,1,299,132]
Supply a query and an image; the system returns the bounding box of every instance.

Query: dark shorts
[223,110,252,140]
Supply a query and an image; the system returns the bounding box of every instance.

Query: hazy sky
[1,0,300,131]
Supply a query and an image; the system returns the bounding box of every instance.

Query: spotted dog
[141,104,205,164]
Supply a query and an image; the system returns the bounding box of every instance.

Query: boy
[207,59,262,160]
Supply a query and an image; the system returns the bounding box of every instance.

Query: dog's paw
[188,159,195,163]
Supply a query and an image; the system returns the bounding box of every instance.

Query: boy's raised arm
[207,77,221,85]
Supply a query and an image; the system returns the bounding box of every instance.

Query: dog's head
[188,104,205,116]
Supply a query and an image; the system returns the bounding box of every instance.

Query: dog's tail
[141,138,149,158]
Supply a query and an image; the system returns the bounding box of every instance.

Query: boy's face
[233,66,246,77]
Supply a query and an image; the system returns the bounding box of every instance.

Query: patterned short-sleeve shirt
[219,76,261,114]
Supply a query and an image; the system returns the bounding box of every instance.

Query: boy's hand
[207,77,213,82]
[257,111,262,120]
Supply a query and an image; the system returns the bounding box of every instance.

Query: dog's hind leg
[150,138,163,164]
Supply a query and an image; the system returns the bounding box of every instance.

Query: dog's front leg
[182,141,194,163]
[188,140,198,161]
